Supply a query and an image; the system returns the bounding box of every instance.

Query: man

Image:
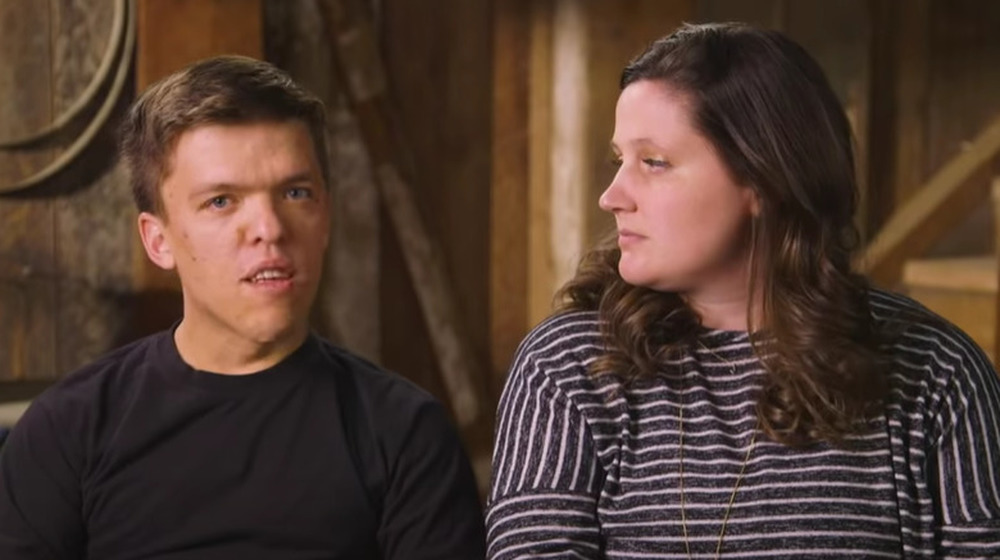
[0,56,486,559]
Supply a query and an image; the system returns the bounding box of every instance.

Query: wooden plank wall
[377,0,493,413]
[0,0,132,385]
[923,0,1000,257]
[490,0,532,397]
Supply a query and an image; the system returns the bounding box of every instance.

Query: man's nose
[249,199,285,244]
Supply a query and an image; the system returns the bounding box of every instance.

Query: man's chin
[243,313,308,346]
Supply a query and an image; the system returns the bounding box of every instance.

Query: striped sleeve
[486,346,605,559]
[927,327,1000,557]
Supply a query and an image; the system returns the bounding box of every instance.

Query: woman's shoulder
[868,288,995,403]
[514,310,605,365]
[868,288,990,365]
[505,309,622,395]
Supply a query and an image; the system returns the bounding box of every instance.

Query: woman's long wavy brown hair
[559,23,889,447]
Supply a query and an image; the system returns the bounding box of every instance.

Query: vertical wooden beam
[0,0,56,381]
[993,177,1000,366]
[527,1,555,327]
[888,0,929,208]
[490,0,531,396]
[695,0,787,30]
[866,0,930,238]
[51,0,134,373]
[376,0,494,422]
[321,0,488,429]
[548,0,590,305]
[136,0,263,90]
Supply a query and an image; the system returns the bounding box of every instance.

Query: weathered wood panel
[993,180,1000,364]
[490,0,532,397]
[136,0,263,90]
[48,0,135,374]
[696,0,787,29]
[866,0,930,238]
[379,0,492,407]
[924,0,1000,257]
[0,0,54,180]
[527,0,555,328]
[0,0,55,383]
[0,0,126,382]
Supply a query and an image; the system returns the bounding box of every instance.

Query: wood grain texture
[50,0,134,374]
[136,0,263,90]
[0,0,56,381]
[861,116,1000,286]
[923,0,1000,257]
[866,0,930,236]
[527,0,554,328]
[548,0,588,301]
[490,0,531,396]
[379,0,492,417]
[994,179,1000,365]
[0,0,54,180]
[695,0,787,29]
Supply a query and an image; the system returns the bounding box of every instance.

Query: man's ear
[138,212,176,270]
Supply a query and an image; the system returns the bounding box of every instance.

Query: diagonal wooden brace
[317,0,482,428]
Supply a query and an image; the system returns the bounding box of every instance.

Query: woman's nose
[599,169,634,213]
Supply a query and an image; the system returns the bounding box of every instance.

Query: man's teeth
[251,269,290,282]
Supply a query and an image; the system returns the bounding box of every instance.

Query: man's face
[139,120,329,353]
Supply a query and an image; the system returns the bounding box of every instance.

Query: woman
[487,23,1000,559]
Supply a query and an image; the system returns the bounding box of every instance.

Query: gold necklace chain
[679,340,760,560]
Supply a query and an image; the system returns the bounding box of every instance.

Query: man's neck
[173,320,308,375]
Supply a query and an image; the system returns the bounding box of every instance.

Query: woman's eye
[642,158,668,169]
[609,156,623,168]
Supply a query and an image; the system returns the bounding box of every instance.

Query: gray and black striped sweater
[487,289,1000,559]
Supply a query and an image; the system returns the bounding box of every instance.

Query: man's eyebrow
[275,171,316,186]
[186,170,318,200]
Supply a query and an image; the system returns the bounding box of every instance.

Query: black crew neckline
[153,324,321,396]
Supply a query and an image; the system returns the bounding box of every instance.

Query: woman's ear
[744,185,762,218]
[138,212,176,270]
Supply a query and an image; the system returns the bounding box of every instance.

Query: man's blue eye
[209,196,230,208]
[287,187,312,200]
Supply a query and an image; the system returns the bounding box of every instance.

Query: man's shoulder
[308,336,463,464]
[32,331,168,413]
[310,336,441,416]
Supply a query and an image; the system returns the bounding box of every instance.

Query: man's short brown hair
[119,55,329,215]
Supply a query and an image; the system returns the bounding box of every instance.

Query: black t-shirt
[0,330,486,559]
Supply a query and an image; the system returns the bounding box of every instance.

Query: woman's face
[601,79,758,307]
